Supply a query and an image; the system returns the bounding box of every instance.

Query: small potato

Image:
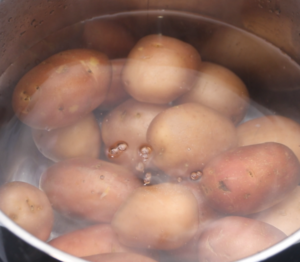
[122,34,201,104]
[32,113,101,162]
[198,216,286,262]
[200,142,300,215]
[147,103,237,178]
[101,99,168,174]
[98,59,130,111]
[250,186,300,236]
[83,20,136,59]
[176,62,249,124]
[0,181,53,241]
[40,157,142,222]
[12,49,111,130]
[83,252,158,262]
[237,115,300,162]
[111,183,198,250]
[49,224,130,257]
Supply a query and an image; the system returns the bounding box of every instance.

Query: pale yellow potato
[249,186,300,236]
[83,252,158,262]
[237,115,300,162]
[32,113,101,162]
[176,62,249,124]
[101,99,167,174]
[111,183,198,250]
[122,34,201,104]
[0,181,53,241]
[147,103,237,178]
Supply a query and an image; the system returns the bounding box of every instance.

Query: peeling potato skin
[12,49,111,130]
[199,142,300,215]
[198,216,286,262]
[0,181,53,241]
[40,157,142,223]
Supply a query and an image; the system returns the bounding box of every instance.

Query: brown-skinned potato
[122,34,201,104]
[82,252,158,262]
[40,157,142,222]
[12,49,111,130]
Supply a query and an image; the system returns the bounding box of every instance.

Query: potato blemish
[218,181,231,192]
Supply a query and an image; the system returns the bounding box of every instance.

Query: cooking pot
[1,0,300,261]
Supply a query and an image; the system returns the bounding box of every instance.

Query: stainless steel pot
[1,0,300,261]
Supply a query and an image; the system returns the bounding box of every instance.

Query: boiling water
[0,9,300,260]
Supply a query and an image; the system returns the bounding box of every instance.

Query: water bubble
[190,171,202,181]
[118,143,127,151]
[139,145,152,162]
[108,142,128,158]
[136,162,145,172]
[144,173,152,185]
[177,177,182,183]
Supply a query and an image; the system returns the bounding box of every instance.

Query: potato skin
[83,252,158,262]
[40,157,142,222]
[0,181,53,241]
[122,34,201,104]
[111,183,198,250]
[198,216,286,262]
[200,142,300,215]
[32,113,101,162]
[12,49,111,130]
[49,224,130,257]
[147,103,237,178]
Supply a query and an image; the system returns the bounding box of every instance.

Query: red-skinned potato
[176,62,249,125]
[32,113,101,162]
[101,99,168,174]
[0,181,53,241]
[198,216,286,262]
[40,157,142,222]
[122,34,201,104]
[237,115,300,162]
[83,20,136,59]
[49,224,131,257]
[111,183,198,250]
[98,59,130,111]
[83,252,158,262]
[249,186,300,236]
[199,142,300,215]
[12,49,111,130]
[147,103,237,178]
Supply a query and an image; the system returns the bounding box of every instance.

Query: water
[0,9,300,261]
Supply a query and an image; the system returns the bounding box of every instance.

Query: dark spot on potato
[87,68,92,74]
[9,214,18,221]
[152,43,163,48]
[100,175,105,180]
[120,110,127,119]
[36,86,40,90]
[218,181,231,192]
[58,106,64,111]
[201,185,210,195]
[244,193,251,199]
[136,112,141,118]
[247,170,254,178]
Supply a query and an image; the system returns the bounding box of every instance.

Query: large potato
[198,216,286,262]
[237,115,300,162]
[12,49,111,130]
[49,224,130,257]
[199,142,300,215]
[176,62,249,125]
[147,103,237,178]
[122,34,201,104]
[40,157,142,222]
[111,183,198,250]
[250,186,300,236]
[101,99,168,173]
[32,113,101,162]
[83,252,158,262]
[0,181,53,241]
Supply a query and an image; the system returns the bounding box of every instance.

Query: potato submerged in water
[12,49,111,130]
[112,183,198,250]
[122,34,201,104]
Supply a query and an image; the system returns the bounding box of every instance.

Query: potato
[111,183,198,250]
[176,62,249,124]
[198,216,286,262]
[0,181,53,241]
[199,142,300,215]
[49,224,130,257]
[98,59,130,111]
[40,157,142,222]
[32,113,101,162]
[249,186,300,236]
[101,99,168,174]
[12,49,111,130]
[237,115,300,162]
[122,34,201,104]
[83,20,136,59]
[147,103,237,178]
[83,252,158,262]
